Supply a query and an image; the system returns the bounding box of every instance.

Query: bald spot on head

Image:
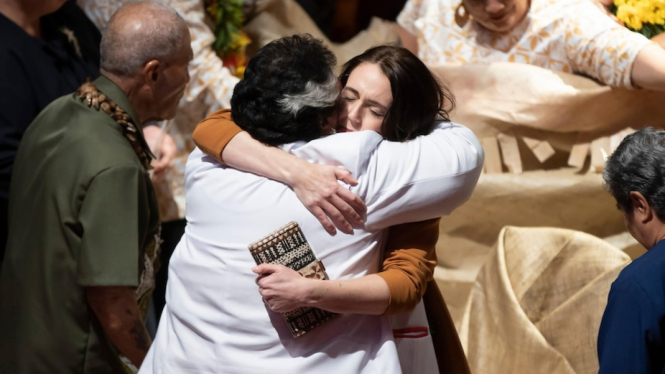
[100,2,189,78]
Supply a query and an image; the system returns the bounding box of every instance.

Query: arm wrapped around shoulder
[192,109,242,163]
[364,122,485,230]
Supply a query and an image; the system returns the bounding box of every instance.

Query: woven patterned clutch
[248,221,337,338]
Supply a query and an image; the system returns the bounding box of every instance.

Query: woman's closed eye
[369,108,385,117]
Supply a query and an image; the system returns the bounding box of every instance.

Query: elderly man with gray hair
[0,2,191,373]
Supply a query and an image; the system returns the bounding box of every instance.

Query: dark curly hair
[339,46,454,142]
[231,34,338,146]
[603,127,665,220]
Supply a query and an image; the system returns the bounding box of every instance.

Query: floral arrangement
[613,0,665,38]
[204,0,251,77]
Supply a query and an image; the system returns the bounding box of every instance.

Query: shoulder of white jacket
[288,131,384,175]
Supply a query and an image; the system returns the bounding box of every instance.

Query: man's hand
[143,124,176,182]
[253,264,314,313]
[290,162,367,236]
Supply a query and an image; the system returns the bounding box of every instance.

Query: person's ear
[629,191,653,224]
[142,59,160,86]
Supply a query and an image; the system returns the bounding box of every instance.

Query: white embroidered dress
[398,0,654,88]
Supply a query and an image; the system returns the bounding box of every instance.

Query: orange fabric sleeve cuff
[192,109,242,163]
[378,217,441,315]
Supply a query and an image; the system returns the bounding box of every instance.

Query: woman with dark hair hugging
[185,37,482,373]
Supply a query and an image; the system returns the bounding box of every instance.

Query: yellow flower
[615,0,665,30]
[235,65,246,78]
[616,4,642,29]
[228,31,251,51]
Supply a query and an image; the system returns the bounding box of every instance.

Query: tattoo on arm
[86,287,151,367]
[129,311,151,352]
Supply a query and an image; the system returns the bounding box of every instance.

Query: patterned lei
[75,80,153,170]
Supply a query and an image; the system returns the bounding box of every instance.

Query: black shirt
[0,0,101,202]
[0,0,100,263]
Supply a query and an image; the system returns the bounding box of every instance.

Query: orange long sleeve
[378,218,439,315]
[192,109,242,163]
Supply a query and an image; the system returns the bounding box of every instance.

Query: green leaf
[204,0,247,56]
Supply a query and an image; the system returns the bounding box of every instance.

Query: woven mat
[458,226,629,374]
[433,168,635,329]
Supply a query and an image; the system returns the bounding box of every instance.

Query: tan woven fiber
[463,226,629,374]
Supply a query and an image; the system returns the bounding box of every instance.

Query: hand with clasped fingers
[288,161,367,236]
[253,264,313,313]
[218,130,367,236]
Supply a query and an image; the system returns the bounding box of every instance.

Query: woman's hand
[217,131,366,236]
[253,264,391,315]
[253,264,314,313]
[143,124,176,183]
[288,161,367,236]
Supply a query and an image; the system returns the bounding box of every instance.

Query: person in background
[0,3,192,373]
[77,0,240,319]
[397,0,665,91]
[0,0,100,268]
[598,127,665,373]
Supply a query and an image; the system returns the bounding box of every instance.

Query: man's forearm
[86,286,151,367]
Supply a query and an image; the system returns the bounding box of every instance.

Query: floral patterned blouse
[398,0,655,88]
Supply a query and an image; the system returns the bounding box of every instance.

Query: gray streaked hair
[100,1,188,77]
[277,73,339,117]
[603,127,665,220]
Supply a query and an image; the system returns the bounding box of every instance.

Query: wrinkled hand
[253,264,311,313]
[589,0,623,25]
[291,162,367,236]
[143,125,176,183]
